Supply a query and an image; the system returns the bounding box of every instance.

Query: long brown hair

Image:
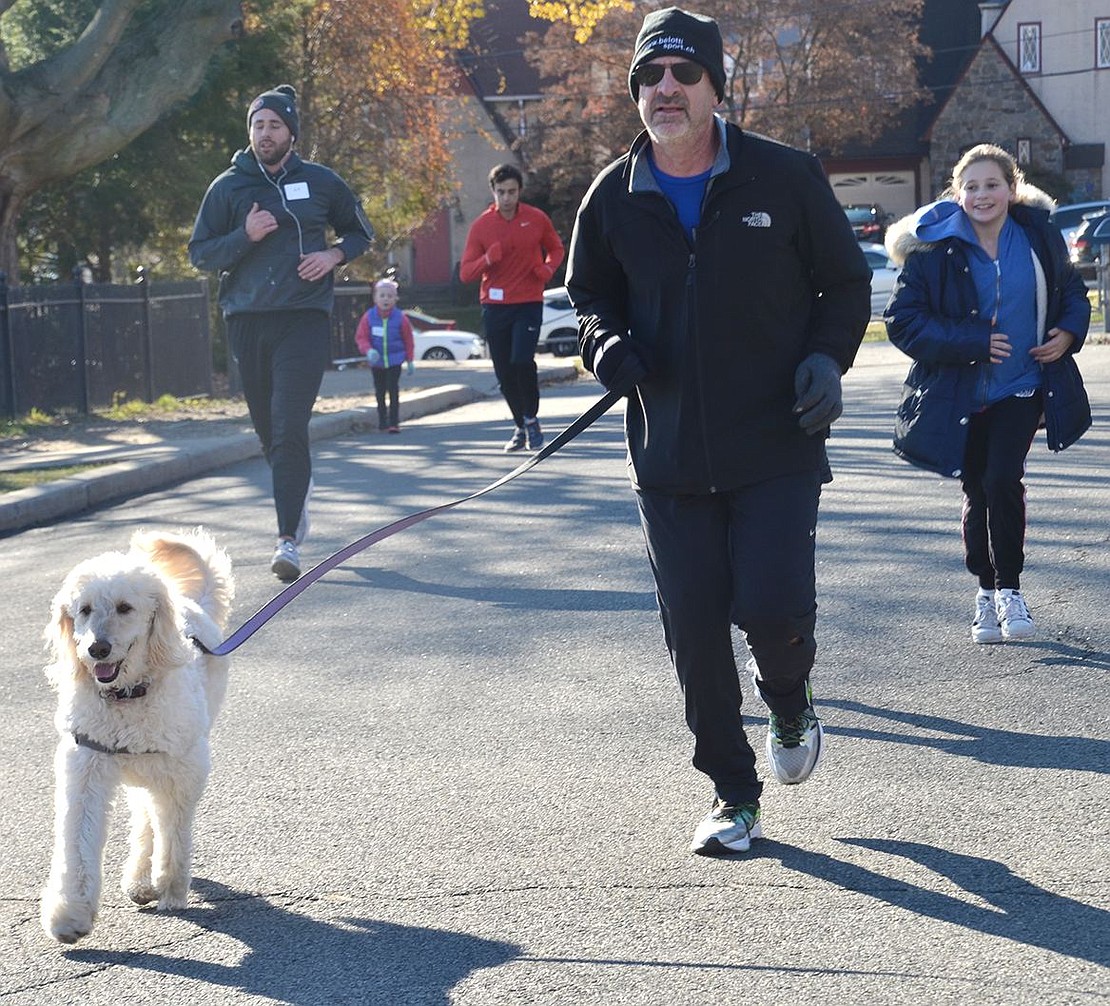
[943,143,1023,200]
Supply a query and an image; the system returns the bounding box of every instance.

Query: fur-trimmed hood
[885,182,1055,266]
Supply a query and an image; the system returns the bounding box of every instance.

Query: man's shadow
[766,839,1109,969]
[821,698,1110,773]
[67,878,519,1006]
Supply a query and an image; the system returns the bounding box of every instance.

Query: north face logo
[743,211,772,228]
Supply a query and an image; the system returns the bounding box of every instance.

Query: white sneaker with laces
[689,800,762,855]
[271,539,301,582]
[971,588,1003,644]
[997,588,1035,640]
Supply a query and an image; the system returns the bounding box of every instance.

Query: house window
[1018,22,1041,74]
[1017,138,1031,165]
[1098,18,1110,69]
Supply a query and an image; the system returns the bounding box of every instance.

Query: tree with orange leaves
[524,0,929,234]
[261,0,463,275]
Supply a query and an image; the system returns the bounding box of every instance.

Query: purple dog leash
[197,390,621,656]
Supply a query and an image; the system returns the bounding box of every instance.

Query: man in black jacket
[190,85,374,582]
[567,8,870,855]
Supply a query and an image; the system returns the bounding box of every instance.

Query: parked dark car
[1049,200,1110,247]
[1068,210,1110,280]
[843,204,891,243]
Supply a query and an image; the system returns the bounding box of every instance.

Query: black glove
[793,352,843,435]
[592,335,648,396]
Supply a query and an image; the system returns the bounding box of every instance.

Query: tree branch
[28,0,144,98]
[3,0,241,173]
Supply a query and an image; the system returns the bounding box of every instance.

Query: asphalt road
[1,343,1107,1005]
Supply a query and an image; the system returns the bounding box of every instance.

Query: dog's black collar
[100,681,149,701]
[72,732,160,755]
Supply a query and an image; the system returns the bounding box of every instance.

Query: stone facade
[928,41,1064,198]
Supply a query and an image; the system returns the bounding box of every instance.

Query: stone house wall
[928,42,1063,198]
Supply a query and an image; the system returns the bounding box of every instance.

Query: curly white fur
[40,528,233,944]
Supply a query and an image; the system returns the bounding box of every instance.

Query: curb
[0,375,570,537]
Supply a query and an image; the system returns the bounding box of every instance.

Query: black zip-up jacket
[567,119,870,493]
[189,150,374,317]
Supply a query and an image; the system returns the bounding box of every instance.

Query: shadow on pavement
[763,839,1110,969]
[821,697,1110,773]
[65,878,519,1006]
[338,565,656,613]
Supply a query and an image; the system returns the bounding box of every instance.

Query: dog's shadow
[66,878,520,1005]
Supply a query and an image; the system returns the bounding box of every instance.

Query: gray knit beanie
[247,84,300,141]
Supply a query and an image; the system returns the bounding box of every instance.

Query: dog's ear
[144,576,192,672]
[43,584,80,688]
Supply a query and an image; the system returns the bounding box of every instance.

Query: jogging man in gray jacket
[190,85,374,582]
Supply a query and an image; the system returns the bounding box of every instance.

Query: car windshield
[845,206,879,224]
[1051,203,1110,229]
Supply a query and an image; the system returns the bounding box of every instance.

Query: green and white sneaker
[689,799,762,855]
[766,686,824,785]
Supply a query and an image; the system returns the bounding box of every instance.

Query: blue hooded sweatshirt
[909,199,1041,406]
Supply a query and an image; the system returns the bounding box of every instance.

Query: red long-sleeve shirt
[459,202,564,305]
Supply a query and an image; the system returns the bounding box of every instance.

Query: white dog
[40,528,234,944]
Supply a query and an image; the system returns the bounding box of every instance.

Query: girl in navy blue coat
[885,143,1091,644]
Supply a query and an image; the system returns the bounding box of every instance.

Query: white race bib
[284,182,310,201]
[489,287,505,301]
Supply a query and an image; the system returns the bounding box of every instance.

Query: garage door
[830,172,916,219]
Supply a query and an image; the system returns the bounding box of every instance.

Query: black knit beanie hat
[247,84,299,141]
[628,7,725,102]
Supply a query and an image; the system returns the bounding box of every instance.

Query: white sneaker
[271,540,301,582]
[766,704,824,785]
[689,800,762,855]
[997,589,1035,640]
[971,589,1003,644]
[294,478,314,546]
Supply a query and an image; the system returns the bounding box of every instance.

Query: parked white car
[412,330,484,361]
[860,242,899,317]
[539,287,579,357]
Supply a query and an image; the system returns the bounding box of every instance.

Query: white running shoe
[766,681,824,785]
[971,589,1003,644]
[689,799,762,855]
[997,589,1035,640]
[271,540,301,582]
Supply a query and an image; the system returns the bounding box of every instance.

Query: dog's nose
[88,640,111,660]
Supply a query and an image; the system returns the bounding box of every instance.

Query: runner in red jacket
[459,164,564,452]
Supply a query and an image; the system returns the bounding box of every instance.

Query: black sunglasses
[632,61,705,88]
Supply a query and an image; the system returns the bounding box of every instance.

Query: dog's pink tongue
[94,662,120,683]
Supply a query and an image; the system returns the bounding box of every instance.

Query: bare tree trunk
[0,187,22,281]
[0,0,243,282]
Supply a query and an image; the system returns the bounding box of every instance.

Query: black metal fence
[0,277,213,420]
[332,284,374,361]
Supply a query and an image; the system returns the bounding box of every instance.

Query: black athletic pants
[227,309,330,540]
[637,471,823,806]
[372,365,402,429]
[482,302,542,427]
[960,391,1042,591]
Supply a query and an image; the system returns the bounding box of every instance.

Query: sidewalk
[0,357,579,535]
